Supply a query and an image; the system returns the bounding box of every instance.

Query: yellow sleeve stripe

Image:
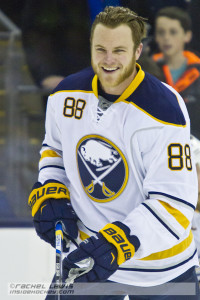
[28,182,70,217]
[159,200,190,229]
[100,223,135,265]
[56,230,63,240]
[40,150,61,161]
[140,230,193,261]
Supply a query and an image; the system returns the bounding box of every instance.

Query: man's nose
[104,52,115,64]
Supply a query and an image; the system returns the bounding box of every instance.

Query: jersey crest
[76,135,129,202]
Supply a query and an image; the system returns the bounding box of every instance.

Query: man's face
[91,24,142,94]
[155,17,191,58]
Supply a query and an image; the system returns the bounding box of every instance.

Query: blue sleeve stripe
[148,191,195,211]
[56,249,61,255]
[118,249,197,272]
[42,143,50,147]
[39,165,65,171]
[142,203,179,240]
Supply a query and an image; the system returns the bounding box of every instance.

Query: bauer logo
[76,135,129,202]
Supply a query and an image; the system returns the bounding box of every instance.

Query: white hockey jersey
[38,64,198,286]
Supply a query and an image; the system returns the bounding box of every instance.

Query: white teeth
[103,67,118,71]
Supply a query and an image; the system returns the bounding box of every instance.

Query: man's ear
[135,43,143,61]
[184,30,192,43]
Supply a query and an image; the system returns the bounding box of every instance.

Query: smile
[102,67,119,73]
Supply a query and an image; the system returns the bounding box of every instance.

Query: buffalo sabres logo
[76,135,129,202]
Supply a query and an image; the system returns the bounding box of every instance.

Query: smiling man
[91,23,142,94]
[28,6,199,300]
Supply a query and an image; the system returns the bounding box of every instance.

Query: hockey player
[28,6,200,299]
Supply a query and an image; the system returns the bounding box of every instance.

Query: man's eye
[96,48,105,52]
[114,49,125,53]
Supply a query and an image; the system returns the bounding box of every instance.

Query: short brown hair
[90,6,146,49]
[155,6,192,32]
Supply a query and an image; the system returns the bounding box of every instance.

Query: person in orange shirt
[153,6,200,139]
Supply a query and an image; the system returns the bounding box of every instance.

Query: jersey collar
[92,63,145,102]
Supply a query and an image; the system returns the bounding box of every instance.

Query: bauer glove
[28,180,78,251]
[62,221,140,282]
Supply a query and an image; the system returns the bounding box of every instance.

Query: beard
[91,56,136,90]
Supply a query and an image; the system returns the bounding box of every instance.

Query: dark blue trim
[142,203,179,240]
[52,67,94,94]
[41,144,62,152]
[39,165,65,171]
[148,191,195,211]
[119,249,197,272]
[127,72,186,126]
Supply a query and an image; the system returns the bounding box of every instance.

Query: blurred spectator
[152,6,200,139]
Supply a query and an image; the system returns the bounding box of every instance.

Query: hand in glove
[28,180,78,251]
[62,221,140,282]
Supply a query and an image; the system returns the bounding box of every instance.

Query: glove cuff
[113,221,140,252]
[99,222,139,265]
[28,180,70,217]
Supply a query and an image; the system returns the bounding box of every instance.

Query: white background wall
[0,228,55,300]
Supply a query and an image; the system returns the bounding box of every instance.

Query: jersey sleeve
[38,96,70,187]
[123,106,198,259]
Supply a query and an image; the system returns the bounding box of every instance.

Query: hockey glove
[63,221,140,282]
[28,180,78,251]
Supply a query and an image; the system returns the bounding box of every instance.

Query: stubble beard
[91,56,136,89]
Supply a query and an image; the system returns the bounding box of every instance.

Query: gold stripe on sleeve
[159,200,190,229]
[40,150,61,161]
[141,230,193,261]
